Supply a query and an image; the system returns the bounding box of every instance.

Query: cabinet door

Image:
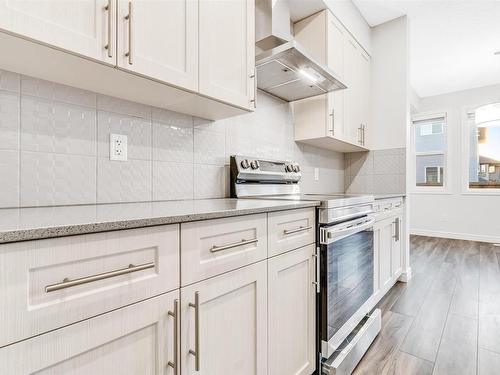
[0,0,115,64]
[181,261,267,375]
[344,37,361,145]
[117,0,198,91]
[199,0,255,109]
[359,50,371,148]
[391,215,403,278]
[0,291,180,374]
[326,12,345,78]
[268,245,316,375]
[375,218,393,292]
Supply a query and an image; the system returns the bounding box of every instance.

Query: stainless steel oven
[319,214,376,358]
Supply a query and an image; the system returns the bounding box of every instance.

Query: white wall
[370,16,409,150]
[410,83,500,243]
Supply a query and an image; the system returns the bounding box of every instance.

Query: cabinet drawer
[268,208,315,257]
[0,291,179,374]
[181,213,267,286]
[0,225,179,347]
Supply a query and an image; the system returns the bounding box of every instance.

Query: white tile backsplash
[21,96,96,155]
[0,70,20,93]
[0,90,20,150]
[97,111,151,160]
[21,75,96,108]
[20,151,96,206]
[0,150,19,207]
[0,69,347,207]
[152,161,193,201]
[97,158,151,203]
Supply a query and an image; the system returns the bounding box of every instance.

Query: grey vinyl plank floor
[353,235,500,375]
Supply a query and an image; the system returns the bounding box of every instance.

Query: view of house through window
[413,115,446,187]
[468,103,500,189]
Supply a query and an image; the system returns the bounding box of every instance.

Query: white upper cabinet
[293,9,370,153]
[199,0,255,109]
[0,0,115,64]
[117,0,198,91]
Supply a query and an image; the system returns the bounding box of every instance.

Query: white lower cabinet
[180,260,268,375]
[0,290,179,374]
[268,245,316,375]
[374,210,404,295]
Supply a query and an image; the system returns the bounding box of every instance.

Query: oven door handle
[321,218,375,244]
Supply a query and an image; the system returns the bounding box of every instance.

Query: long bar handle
[125,1,133,64]
[250,69,256,107]
[393,217,400,241]
[168,299,179,375]
[329,109,335,135]
[283,225,312,236]
[104,0,113,58]
[189,292,200,371]
[210,238,258,253]
[45,262,154,293]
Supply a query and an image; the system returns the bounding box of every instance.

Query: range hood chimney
[255,0,347,102]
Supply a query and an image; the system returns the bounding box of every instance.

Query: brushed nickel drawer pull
[104,0,113,58]
[189,292,200,371]
[168,299,179,375]
[283,225,313,235]
[45,262,154,293]
[210,238,258,253]
[125,1,133,64]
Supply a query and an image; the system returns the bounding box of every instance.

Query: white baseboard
[398,267,412,283]
[410,229,500,244]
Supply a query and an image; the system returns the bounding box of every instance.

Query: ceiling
[353,0,500,98]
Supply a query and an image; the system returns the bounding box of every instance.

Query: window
[412,114,447,188]
[467,104,500,189]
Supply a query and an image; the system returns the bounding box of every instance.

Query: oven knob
[285,164,293,172]
[240,159,250,169]
[293,165,300,173]
[250,160,259,169]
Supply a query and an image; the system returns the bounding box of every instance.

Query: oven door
[319,216,376,358]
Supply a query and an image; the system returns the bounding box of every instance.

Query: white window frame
[461,104,500,195]
[424,165,443,184]
[410,112,449,194]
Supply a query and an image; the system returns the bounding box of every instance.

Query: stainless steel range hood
[255,0,347,102]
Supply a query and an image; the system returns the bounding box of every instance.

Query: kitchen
[0,0,498,374]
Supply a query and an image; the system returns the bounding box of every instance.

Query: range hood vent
[255,0,347,102]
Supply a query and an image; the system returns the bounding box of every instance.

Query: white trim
[398,267,412,283]
[410,229,500,244]
[410,111,450,194]
[461,104,500,195]
[424,165,443,185]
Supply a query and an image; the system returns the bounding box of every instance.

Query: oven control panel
[230,155,301,183]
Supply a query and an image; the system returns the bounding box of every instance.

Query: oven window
[326,229,374,341]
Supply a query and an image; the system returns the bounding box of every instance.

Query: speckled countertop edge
[0,200,320,244]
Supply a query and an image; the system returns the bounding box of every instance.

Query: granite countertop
[373,194,406,200]
[0,198,320,244]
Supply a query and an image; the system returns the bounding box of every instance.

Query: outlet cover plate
[110,133,128,161]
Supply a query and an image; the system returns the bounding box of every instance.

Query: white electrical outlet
[314,168,319,181]
[110,134,128,161]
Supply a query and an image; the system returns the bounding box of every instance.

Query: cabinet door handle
[362,124,366,146]
[104,0,113,58]
[125,1,133,64]
[189,292,200,371]
[250,69,256,107]
[358,125,362,145]
[393,217,400,241]
[45,262,154,293]
[210,238,258,253]
[283,225,312,235]
[329,109,335,136]
[168,299,179,375]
